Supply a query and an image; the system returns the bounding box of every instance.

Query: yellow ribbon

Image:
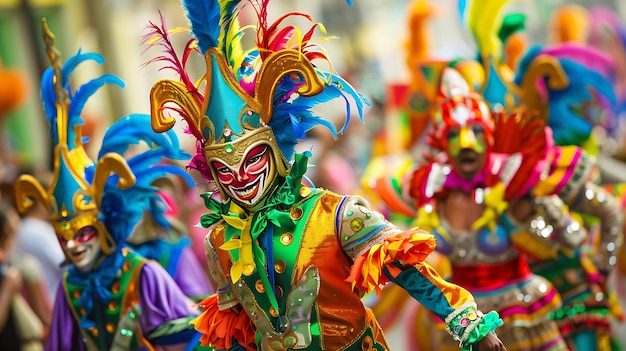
[219,203,255,283]
[413,204,452,243]
[472,182,508,232]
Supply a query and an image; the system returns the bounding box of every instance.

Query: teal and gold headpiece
[14,21,135,254]
[147,0,367,181]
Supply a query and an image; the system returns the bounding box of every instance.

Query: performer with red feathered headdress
[400,64,622,350]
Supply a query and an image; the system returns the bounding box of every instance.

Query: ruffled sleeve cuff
[345,230,436,294]
[190,294,256,351]
[444,303,503,350]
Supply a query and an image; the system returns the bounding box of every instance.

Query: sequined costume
[527,194,623,351]
[526,8,626,350]
[458,2,625,349]
[14,23,209,351]
[395,67,606,351]
[198,157,503,351]
[144,1,505,350]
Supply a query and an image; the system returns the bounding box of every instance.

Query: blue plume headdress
[13,18,193,331]
[513,45,616,147]
[15,20,192,257]
[147,0,368,181]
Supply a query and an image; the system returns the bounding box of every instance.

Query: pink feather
[540,43,615,76]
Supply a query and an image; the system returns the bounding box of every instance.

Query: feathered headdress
[15,20,191,258]
[427,68,493,153]
[147,0,367,184]
[461,0,616,149]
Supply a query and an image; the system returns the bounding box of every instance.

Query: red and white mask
[210,143,278,209]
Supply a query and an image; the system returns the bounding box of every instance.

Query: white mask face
[58,226,101,273]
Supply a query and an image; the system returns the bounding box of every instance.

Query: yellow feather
[467,0,512,62]
[168,27,191,35]
[224,18,249,76]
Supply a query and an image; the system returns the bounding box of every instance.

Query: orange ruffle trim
[190,294,257,350]
[346,229,436,295]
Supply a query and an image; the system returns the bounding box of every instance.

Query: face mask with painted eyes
[210,144,279,209]
[446,122,489,179]
[57,225,101,273]
[446,122,488,158]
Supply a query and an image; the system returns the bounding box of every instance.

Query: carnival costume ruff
[145,0,505,350]
[14,22,207,351]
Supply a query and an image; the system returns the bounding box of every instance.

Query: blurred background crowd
[1,0,626,349]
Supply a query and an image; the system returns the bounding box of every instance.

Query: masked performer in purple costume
[14,22,210,351]
[145,0,508,350]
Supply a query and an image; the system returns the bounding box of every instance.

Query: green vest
[64,250,145,350]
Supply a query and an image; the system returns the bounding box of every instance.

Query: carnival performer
[145,0,507,350]
[14,21,210,351]
[399,65,604,351]
[469,3,625,349]
[127,189,214,302]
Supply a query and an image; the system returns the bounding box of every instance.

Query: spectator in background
[0,201,24,350]
[0,201,45,351]
[14,171,65,301]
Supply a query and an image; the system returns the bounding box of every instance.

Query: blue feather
[127,148,189,173]
[99,114,186,158]
[289,114,306,140]
[458,0,467,22]
[40,67,59,143]
[264,69,370,158]
[40,49,120,147]
[97,113,192,243]
[181,0,221,53]
[315,71,369,131]
[68,74,124,124]
[62,50,105,87]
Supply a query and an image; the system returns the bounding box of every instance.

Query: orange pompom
[504,32,528,70]
[549,4,589,44]
[0,65,28,118]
